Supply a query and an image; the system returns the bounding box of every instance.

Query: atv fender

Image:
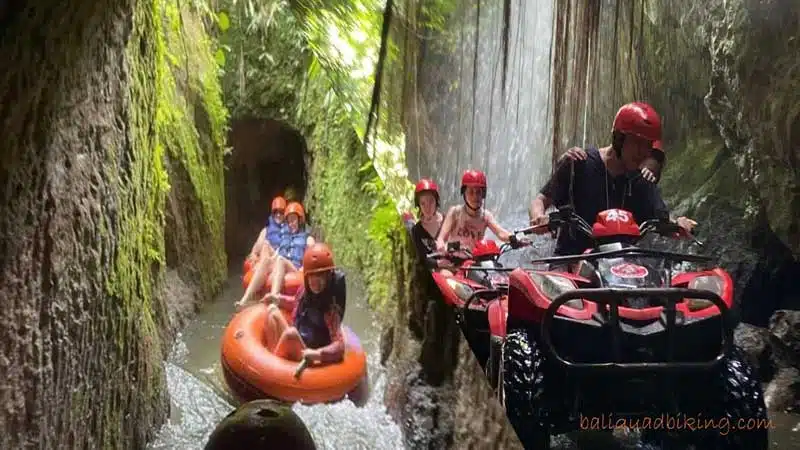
[431,272,462,307]
[487,297,507,338]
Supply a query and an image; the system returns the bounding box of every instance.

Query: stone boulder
[204,400,317,450]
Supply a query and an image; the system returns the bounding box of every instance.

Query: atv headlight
[446,278,475,301]
[528,272,583,310]
[686,275,724,311]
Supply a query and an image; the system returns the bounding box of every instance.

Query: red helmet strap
[462,192,482,213]
[612,131,626,158]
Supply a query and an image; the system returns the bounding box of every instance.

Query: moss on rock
[0,0,228,448]
[156,1,229,329]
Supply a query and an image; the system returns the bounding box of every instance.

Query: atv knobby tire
[502,328,550,449]
[642,346,769,450]
[710,346,769,449]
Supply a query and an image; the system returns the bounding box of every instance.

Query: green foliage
[216,0,309,121]
[211,0,408,311]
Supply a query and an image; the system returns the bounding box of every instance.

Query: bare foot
[262,292,280,305]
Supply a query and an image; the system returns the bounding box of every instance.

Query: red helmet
[612,102,662,142]
[460,169,487,195]
[472,239,501,259]
[271,196,287,212]
[285,202,305,223]
[414,178,440,207]
[303,243,336,274]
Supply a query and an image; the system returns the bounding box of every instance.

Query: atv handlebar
[638,218,704,247]
[520,206,703,246]
[539,287,734,372]
[425,236,532,267]
[426,241,474,265]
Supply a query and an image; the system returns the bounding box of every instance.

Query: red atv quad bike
[500,206,768,450]
[426,238,531,375]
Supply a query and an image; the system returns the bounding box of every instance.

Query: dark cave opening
[224,118,309,272]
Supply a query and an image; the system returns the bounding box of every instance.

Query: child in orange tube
[263,243,346,365]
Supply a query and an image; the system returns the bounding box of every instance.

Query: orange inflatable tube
[242,266,304,296]
[221,303,368,405]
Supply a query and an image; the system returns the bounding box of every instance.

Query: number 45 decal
[605,210,630,222]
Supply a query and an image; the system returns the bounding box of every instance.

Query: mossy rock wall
[0,0,227,448]
[159,2,229,329]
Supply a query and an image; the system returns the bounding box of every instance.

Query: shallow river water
[147,273,404,450]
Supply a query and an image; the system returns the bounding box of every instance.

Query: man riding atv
[529,102,696,261]
[502,103,768,449]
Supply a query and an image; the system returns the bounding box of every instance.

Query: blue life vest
[278,228,309,268]
[296,270,347,349]
[265,216,287,249]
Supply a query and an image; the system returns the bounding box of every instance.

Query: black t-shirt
[540,147,670,256]
[294,269,347,349]
[411,221,439,269]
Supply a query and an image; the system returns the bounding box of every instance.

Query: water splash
[404,0,556,222]
[147,276,403,449]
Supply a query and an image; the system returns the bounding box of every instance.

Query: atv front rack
[539,288,734,372]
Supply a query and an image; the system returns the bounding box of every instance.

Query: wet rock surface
[770,310,800,358]
[204,400,317,450]
[0,1,227,448]
[735,314,800,413]
[382,235,522,449]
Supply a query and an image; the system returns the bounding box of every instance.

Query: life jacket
[265,216,287,249]
[295,270,347,349]
[278,227,309,268]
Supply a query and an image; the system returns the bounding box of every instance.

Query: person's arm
[306,235,316,247]
[530,157,573,222]
[529,194,552,222]
[316,305,345,363]
[558,147,588,163]
[435,206,456,250]
[485,210,512,241]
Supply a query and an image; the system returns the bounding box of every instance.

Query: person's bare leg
[273,327,306,361]
[261,243,275,259]
[264,304,290,349]
[265,257,300,299]
[238,252,275,306]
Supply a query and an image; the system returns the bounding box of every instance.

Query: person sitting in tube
[264,243,347,365]
[237,201,315,308]
[245,195,288,270]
